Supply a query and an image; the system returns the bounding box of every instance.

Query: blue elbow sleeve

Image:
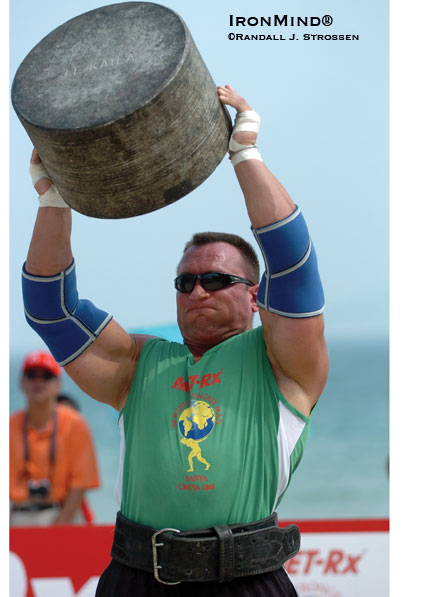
[252,206,325,318]
[22,260,113,366]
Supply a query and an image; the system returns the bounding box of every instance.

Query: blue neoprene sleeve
[22,260,113,366]
[252,206,325,318]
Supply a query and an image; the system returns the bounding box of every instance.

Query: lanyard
[22,408,57,468]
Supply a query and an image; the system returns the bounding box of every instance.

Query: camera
[28,479,51,500]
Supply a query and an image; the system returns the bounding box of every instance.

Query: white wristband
[30,160,69,208]
[230,146,263,168]
[30,161,49,185]
[38,185,69,208]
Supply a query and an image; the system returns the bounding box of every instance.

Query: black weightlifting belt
[111,511,300,585]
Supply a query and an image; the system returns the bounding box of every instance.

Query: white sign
[286,532,389,597]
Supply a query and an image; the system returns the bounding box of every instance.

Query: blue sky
[9,0,389,351]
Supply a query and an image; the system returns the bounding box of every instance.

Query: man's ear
[250,284,259,313]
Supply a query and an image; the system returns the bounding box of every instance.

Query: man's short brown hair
[183,232,260,283]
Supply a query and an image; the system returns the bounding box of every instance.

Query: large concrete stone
[12,2,231,218]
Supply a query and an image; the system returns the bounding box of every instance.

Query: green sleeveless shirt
[115,326,311,531]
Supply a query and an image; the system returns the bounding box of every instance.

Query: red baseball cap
[22,350,61,377]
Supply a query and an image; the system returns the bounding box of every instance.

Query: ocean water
[9,333,389,523]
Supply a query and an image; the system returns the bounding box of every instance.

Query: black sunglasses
[25,369,56,381]
[174,272,254,293]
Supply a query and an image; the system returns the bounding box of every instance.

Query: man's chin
[179,312,215,330]
[180,320,222,343]
[28,393,52,402]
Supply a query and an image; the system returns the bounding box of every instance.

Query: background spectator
[10,350,100,526]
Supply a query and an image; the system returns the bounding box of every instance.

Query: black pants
[95,559,299,596]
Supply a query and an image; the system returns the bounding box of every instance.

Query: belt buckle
[151,527,181,585]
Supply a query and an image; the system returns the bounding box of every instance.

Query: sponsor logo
[171,369,223,392]
[286,549,363,575]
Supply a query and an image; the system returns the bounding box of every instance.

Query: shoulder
[224,326,263,344]
[10,410,25,428]
[56,404,90,432]
[138,335,187,365]
[228,326,264,348]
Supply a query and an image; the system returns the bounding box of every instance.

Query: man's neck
[26,400,55,430]
[184,326,250,361]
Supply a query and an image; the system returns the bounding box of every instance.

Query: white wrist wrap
[229,110,261,152]
[30,161,69,208]
[229,110,263,167]
[38,186,69,208]
[230,147,263,168]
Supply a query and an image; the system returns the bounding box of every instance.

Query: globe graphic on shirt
[178,400,215,441]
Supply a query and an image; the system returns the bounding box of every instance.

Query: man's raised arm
[23,150,149,411]
[218,85,329,417]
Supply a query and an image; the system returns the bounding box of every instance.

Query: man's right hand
[217,85,258,150]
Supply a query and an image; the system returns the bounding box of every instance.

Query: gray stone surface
[12,2,232,218]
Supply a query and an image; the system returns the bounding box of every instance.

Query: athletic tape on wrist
[252,206,325,318]
[30,160,69,208]
[22,260,113,366]
[229,110,263,167]
[30,161,50,186]
[230,146,263,168]
[38,186,69,208]
[229,110,261,152]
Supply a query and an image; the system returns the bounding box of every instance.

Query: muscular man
[22,86,328,596]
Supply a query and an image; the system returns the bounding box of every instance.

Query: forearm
[22,152,136,408]
[53,488,85,525]
[217,85,296,227]
[233,160,296,228]
[218,86,327,412]
[25,206,73,275]
[25,150,73,275]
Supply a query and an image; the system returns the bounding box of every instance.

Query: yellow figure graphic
[181,437,210,472]
[178,400,215,472]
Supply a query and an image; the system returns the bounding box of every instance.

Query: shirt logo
[171,369,223,392]
[171,372,224,492]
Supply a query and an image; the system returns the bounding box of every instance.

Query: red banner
[10,519,389,597]
[10,525,113,597]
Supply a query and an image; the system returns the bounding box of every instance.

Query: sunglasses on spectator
[24,370,56,381]
[174,272,254,293]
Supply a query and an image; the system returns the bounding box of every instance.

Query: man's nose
[190,279,210,297]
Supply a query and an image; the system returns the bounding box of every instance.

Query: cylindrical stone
[11,2,232,219]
